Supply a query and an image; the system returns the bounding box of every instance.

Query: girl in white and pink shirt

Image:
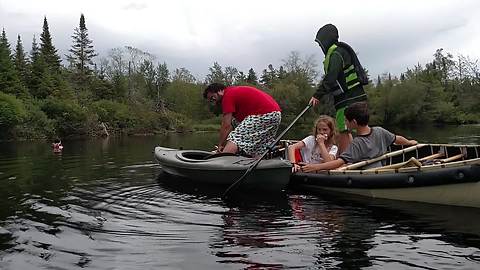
[288,115,338,172]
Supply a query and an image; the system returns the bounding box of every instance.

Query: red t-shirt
[221,86,281,122]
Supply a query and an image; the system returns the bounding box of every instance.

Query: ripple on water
[1,135,480,269]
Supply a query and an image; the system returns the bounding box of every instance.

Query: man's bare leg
[337,132,352,155]
[222,140,238,154]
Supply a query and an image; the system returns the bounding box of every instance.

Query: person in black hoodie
[310,23,368,154]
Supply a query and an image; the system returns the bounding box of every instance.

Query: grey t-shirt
[339,127,396,169]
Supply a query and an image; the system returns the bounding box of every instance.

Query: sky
[1,0,480,81]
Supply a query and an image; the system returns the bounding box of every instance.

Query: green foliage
[1,18,480,140]
[40,98,87,136]
[163,81,208,120]
[268,82,301,116]
[14,35,28,86]
[172,68,196,83]
[15,100,55,139]
[159,110,191,132]
[205,62,226,84]
[91,100,135,129]
[40,17,61,72]
[246,68,258,85]
[260,64,277,88]
[66,13,97,78]
[0,30,27,97]
[0,92,27,131]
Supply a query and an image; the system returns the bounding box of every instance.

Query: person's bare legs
[337,132,352,155]
[222,140,238,154]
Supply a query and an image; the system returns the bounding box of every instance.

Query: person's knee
[223,141,238,153]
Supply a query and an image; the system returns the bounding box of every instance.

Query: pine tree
[154,62,170,112]
[67,14,97,77]
[14,35,28,86]
[246,68,258,85]
[205,62,225,84]
[260,69,269,86]
[277,66,287,80]
[156,62,170,91]
[172,68,196,83]
[235,71,247,84]
[40,17,61,72]
[0,29,24,96]
[29,35,54,98]
[224,66,239,85]
[259,64,277,88]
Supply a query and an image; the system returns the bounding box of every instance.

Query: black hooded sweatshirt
[314,24,367,109]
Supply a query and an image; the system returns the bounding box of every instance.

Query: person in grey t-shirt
[301,102,417,172]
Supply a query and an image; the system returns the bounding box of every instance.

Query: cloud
[122,2,148,11]
[1,0,479,81]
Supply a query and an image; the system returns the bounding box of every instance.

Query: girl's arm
[288,141,305,172]
[301,158,345,172]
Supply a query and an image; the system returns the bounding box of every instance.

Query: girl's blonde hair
[312,115,337,146]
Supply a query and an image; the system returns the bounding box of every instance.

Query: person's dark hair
[344,102,369,126]
[203,83,226,99]
[54,138,61,143]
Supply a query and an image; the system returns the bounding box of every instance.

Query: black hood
[315,24,339,54]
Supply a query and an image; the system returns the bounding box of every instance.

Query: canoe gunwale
[291,163,480,189]
[327,158,480,175]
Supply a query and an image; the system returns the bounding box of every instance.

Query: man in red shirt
[203,83,282,157]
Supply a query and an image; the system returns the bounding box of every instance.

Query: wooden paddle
[222,103,313,199]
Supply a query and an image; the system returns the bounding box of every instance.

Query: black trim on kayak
[290,164,480,189]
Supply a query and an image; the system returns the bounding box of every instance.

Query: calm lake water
[0,125,480,269]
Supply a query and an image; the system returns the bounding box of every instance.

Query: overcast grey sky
[1,0,480,81]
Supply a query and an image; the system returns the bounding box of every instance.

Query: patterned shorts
[228,111,281,157]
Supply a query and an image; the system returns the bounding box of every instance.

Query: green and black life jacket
[324,44,361,95]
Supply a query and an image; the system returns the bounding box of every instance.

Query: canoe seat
[439,153,465,163]
[364,157,422,172]
[418,152,445,162]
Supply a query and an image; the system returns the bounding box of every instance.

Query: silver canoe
[290,143,480,208]
[154,146,292,192]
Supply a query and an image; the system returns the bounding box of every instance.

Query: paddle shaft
[222,103,313,198]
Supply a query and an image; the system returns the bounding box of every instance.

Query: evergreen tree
[260,69,269,86]
[0,29,24,96]
[172,68,196,83]
[29,35,54,98]
[29,35,40,67]
[260,64,277,88]
[156,62,170,91]
[40,17,61,72]
[205,62,225,84]
[154,62,170,111]
[246,68,258,85]
[235,71,247,84]
[67,14,97,78]
[14,35,28,86]
[277,66,287,80]
[224,66,239,85]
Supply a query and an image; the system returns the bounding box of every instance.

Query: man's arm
[217,113,233,151]
[301,158,345,173]
[394,135,417,146]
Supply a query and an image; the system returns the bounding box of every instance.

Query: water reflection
[0,127,479,269]
[289,194,480,269]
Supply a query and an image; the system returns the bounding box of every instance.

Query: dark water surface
[1,125,480,269]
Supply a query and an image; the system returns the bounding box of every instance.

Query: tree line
[1,15,479,140]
